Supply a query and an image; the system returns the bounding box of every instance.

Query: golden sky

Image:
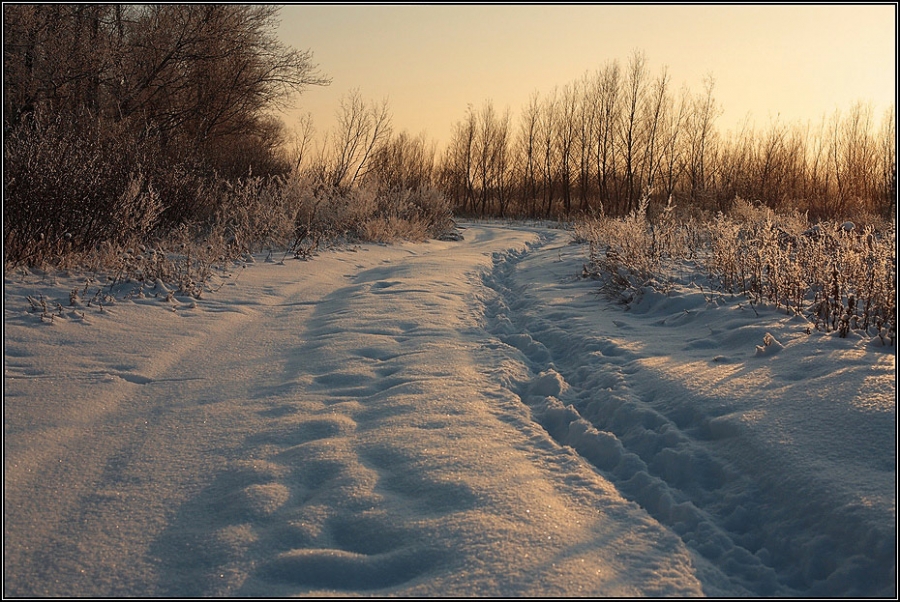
[276,4,896,148]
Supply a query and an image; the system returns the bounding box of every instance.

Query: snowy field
[4,222,896,597]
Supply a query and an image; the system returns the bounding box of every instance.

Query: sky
[275,4,896,150]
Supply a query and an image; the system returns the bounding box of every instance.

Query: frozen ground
[4,222,896,597]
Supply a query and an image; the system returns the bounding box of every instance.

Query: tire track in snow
[148,232,705,597]
[148,259,457,596]
[2,291,268,597]
[479,234,802,597]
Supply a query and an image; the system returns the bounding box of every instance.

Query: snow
[4,222,896,597]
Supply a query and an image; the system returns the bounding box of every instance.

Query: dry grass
[577,197,896,344]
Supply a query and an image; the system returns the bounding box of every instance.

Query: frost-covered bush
[576,193,703,296]
[578,197,896,344]
[706,205,895,341]
[3,112,165,266]
[290,176,453,250]
[212,175,303,255]
[365,185,454,242]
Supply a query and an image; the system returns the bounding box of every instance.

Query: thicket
[576,198,896,345]
[439,51,896,222]
[3,5,452,275]
[4,5,311,264]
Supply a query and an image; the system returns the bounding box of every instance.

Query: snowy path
[4,223,895,597]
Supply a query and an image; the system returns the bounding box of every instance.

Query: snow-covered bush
[576,193,703,298]
[3,112,166,266]
[578,198,896,344]
[706,208,895,341]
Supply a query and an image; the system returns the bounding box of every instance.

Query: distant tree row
[289,89,441,199]
[437,51,896,221]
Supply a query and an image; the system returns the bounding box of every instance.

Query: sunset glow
[277,4,896,147]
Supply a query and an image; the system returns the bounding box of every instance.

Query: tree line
[438,51,896,221]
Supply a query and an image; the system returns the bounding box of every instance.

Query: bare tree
[475,101,497,215]
[804,116,830,212]
[592,61,621,214]
[442,105,478,213]
[827,104,869,216]
[327,89,392,189]
[575,72,598,212]
[4,4,330,178]
[754,117,788,205]
[877,105,897,215]
[118,6,329,138]
[619,50,648,213]
[685,74,720,207]
[556,82,580,215]
[658,84,689,205]
[717,116,755,203]
[4,4,332,261]
[367,130,436,192]
[4,5,117,126]
[517,91,542,216]
[494,106,513,217]
[780,124,809,206]
[639,65,670,200]
[290,112,317,170]
[538,89,559,216]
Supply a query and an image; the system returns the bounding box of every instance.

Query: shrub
[576,193,702,295]
[4,112,163,266]
[578,197,896,343]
